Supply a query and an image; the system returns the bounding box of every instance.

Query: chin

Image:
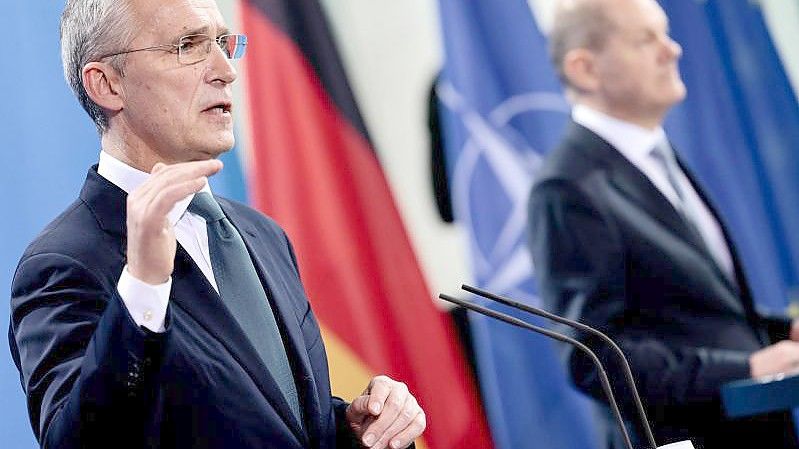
[210,132,236,154]
[669,88,687,107]
[670,76,687,98]
[210,143,234,158]
[659,83,686,109]
[190,142,234,161]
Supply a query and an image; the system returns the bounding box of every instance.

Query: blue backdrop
[663,0,799,311]
[0,3,247,447]
[436,0,799,448]
[1,3,96,447]
[1,0,798,448]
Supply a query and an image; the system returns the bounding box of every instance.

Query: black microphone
[438,293,636,449]
[461,284,658,449]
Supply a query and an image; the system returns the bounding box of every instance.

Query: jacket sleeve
[755,307,793,343]
[333,397,361,449]
[528,179,752,413]
[10,252,166,449]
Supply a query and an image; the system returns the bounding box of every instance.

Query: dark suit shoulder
[536,145,596,187]
[16,197,125,298]
[22,199,116,262]
[535,123,614,189]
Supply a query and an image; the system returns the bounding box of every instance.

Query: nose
[663,34,682,60]
[205,41,237,85]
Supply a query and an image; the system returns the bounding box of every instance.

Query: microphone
[461,283,658,449]
[438,293,636,449]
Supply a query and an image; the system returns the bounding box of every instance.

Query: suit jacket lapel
[80,166,128,256]
[676,158,744,297]
[607,149,715,260]
[83,167,320,443]
[566,124,746,308]
[568,124,725,271]
[170,246,307,443]
[81,168,308,443]
[218,201,323,443]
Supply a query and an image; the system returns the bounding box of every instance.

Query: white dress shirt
[98,151,219,332]
[572,105,735,280]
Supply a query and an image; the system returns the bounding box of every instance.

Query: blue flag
[436,1,601,448]
[437,0,798,448]
[661,0,799,313]
[661,0,799,431]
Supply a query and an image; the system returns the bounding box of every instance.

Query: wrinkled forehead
[130,0,228,42]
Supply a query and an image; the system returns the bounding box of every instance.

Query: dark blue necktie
[188,192,301,423]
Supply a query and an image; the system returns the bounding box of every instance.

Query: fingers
[132,159,222,212]
[129,159,222,231]
[383,407,426,449]
[346,395,372,422]
[365,375,394,416]
[125,159,223,284]
[147,177,208,220]
[350,376,425,449]
[750,340,799,377]
[151,162,167,174]
[368,395,424,449]
[134,159,222,200]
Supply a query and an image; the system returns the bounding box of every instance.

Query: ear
[562,48,600,94]
[82,61,124,114]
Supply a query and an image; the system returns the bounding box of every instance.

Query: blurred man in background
[528,0,799,447]
[9,0,425,448]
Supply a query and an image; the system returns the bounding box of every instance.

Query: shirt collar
[572,104,667,165]
[97,150,212,226]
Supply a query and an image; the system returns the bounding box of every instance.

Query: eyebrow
[173,24,232,42]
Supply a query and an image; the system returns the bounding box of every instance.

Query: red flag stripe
[241,2,494,448]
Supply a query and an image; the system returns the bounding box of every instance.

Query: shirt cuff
[117,265,171,333]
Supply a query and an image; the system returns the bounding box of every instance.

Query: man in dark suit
[528,0,799,447]
[9,0,425,448]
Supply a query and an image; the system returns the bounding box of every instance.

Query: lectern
[722,371,799,418]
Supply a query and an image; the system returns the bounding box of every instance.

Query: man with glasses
[9,1,425,448]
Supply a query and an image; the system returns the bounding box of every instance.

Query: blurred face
[115,0,237,163]
[590,0,685,126]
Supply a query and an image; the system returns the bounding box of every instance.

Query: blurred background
[1,0,797,448]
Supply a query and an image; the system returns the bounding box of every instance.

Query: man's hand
[750,340,799,378]
[126,160,223,284]
[345,375,426,449]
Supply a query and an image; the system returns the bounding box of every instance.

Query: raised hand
[126,160,222,284]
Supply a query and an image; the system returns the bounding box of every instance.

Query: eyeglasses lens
[177,34,247,64]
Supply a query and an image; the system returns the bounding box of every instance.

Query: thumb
[151,162,167,174]
[346,395,372,421]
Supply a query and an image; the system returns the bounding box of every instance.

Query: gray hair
[548,0,617,91]
[60,0,136,133]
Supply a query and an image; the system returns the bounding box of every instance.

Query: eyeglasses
[99,33,247,65]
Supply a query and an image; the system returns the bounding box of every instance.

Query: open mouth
[203,101,232,115]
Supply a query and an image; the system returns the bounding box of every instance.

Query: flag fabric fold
[661,0,799,312]
[240,1,494,448]
[436,1,601,448]
[436,1,799,448]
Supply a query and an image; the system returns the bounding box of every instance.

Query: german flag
[240,0,494,448]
